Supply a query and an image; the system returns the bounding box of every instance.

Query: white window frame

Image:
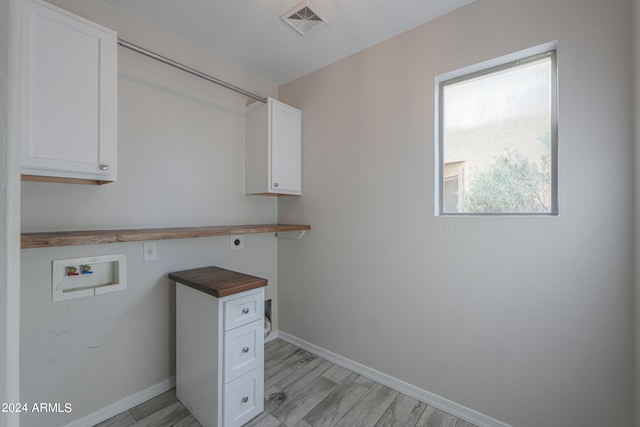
[435,43,559,216]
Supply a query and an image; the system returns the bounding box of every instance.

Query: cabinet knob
[241,396,249,404]
[99,163,109,171]
[273,182,279,188]
[242,308,250,314]
[242,346,250,353]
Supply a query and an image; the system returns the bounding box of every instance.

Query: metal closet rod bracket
[117,39,268,104]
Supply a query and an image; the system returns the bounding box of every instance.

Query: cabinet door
[269,99,301,195]
[223,368,264,427]
[224,290,264,332]
[21,0,117,182]
[224,321,263,383]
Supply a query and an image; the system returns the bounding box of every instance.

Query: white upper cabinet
[245,98,301,195]
[21,0,117,184]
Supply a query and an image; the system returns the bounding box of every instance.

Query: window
[437,48,558,215]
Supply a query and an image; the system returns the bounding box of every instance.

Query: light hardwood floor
[95,338,478,427]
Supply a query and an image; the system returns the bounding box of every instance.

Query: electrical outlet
[231,235,244,251]
[143,242,158,261]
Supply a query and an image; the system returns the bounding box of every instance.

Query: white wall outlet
[143,242,158,261]
[231,235,244,251]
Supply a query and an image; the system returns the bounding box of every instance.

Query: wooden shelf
[21,224,311,249]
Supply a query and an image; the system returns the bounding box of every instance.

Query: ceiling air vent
[281,0,329,36]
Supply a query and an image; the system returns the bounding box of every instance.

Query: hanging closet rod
[117,39,268,104]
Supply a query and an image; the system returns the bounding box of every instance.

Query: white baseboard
[265,330,279,343]
[66,331,509,427]
[65,376,176,427]
[277,331,511,427]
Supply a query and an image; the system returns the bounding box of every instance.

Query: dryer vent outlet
[281,0,329,35]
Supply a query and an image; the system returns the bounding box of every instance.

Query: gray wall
[278,0,635,426]
[19,1,279,426]
[1,0,21,426]
[634,0,640,425]
[0,0,9,424]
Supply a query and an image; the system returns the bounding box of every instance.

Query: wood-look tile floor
[95,339,477,427]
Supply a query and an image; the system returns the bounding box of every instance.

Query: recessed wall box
[52,254,126,301]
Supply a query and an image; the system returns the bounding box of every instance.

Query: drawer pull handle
[242,346,250,353]
[241,396,249,404]
[242,308,250,314]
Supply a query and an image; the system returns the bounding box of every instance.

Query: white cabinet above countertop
[21,0,118,184]
[245,98,301,196]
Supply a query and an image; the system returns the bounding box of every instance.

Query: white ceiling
[98,0,475,85]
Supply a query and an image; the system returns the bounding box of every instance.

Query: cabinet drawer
[224,367,264,427]
[224,321,263,383]
[224,290,263,331]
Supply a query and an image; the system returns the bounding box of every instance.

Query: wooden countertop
[168,266,267,298]
[21,223,311,249]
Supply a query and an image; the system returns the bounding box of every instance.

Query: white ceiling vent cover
[280,0,329,36]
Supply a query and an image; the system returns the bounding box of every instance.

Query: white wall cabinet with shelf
[245,98,301,195]
[21,0,118,184]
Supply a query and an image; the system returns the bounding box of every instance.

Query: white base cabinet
[176,285,264,427]
[246,98,301,195]
[21,0,117,183]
